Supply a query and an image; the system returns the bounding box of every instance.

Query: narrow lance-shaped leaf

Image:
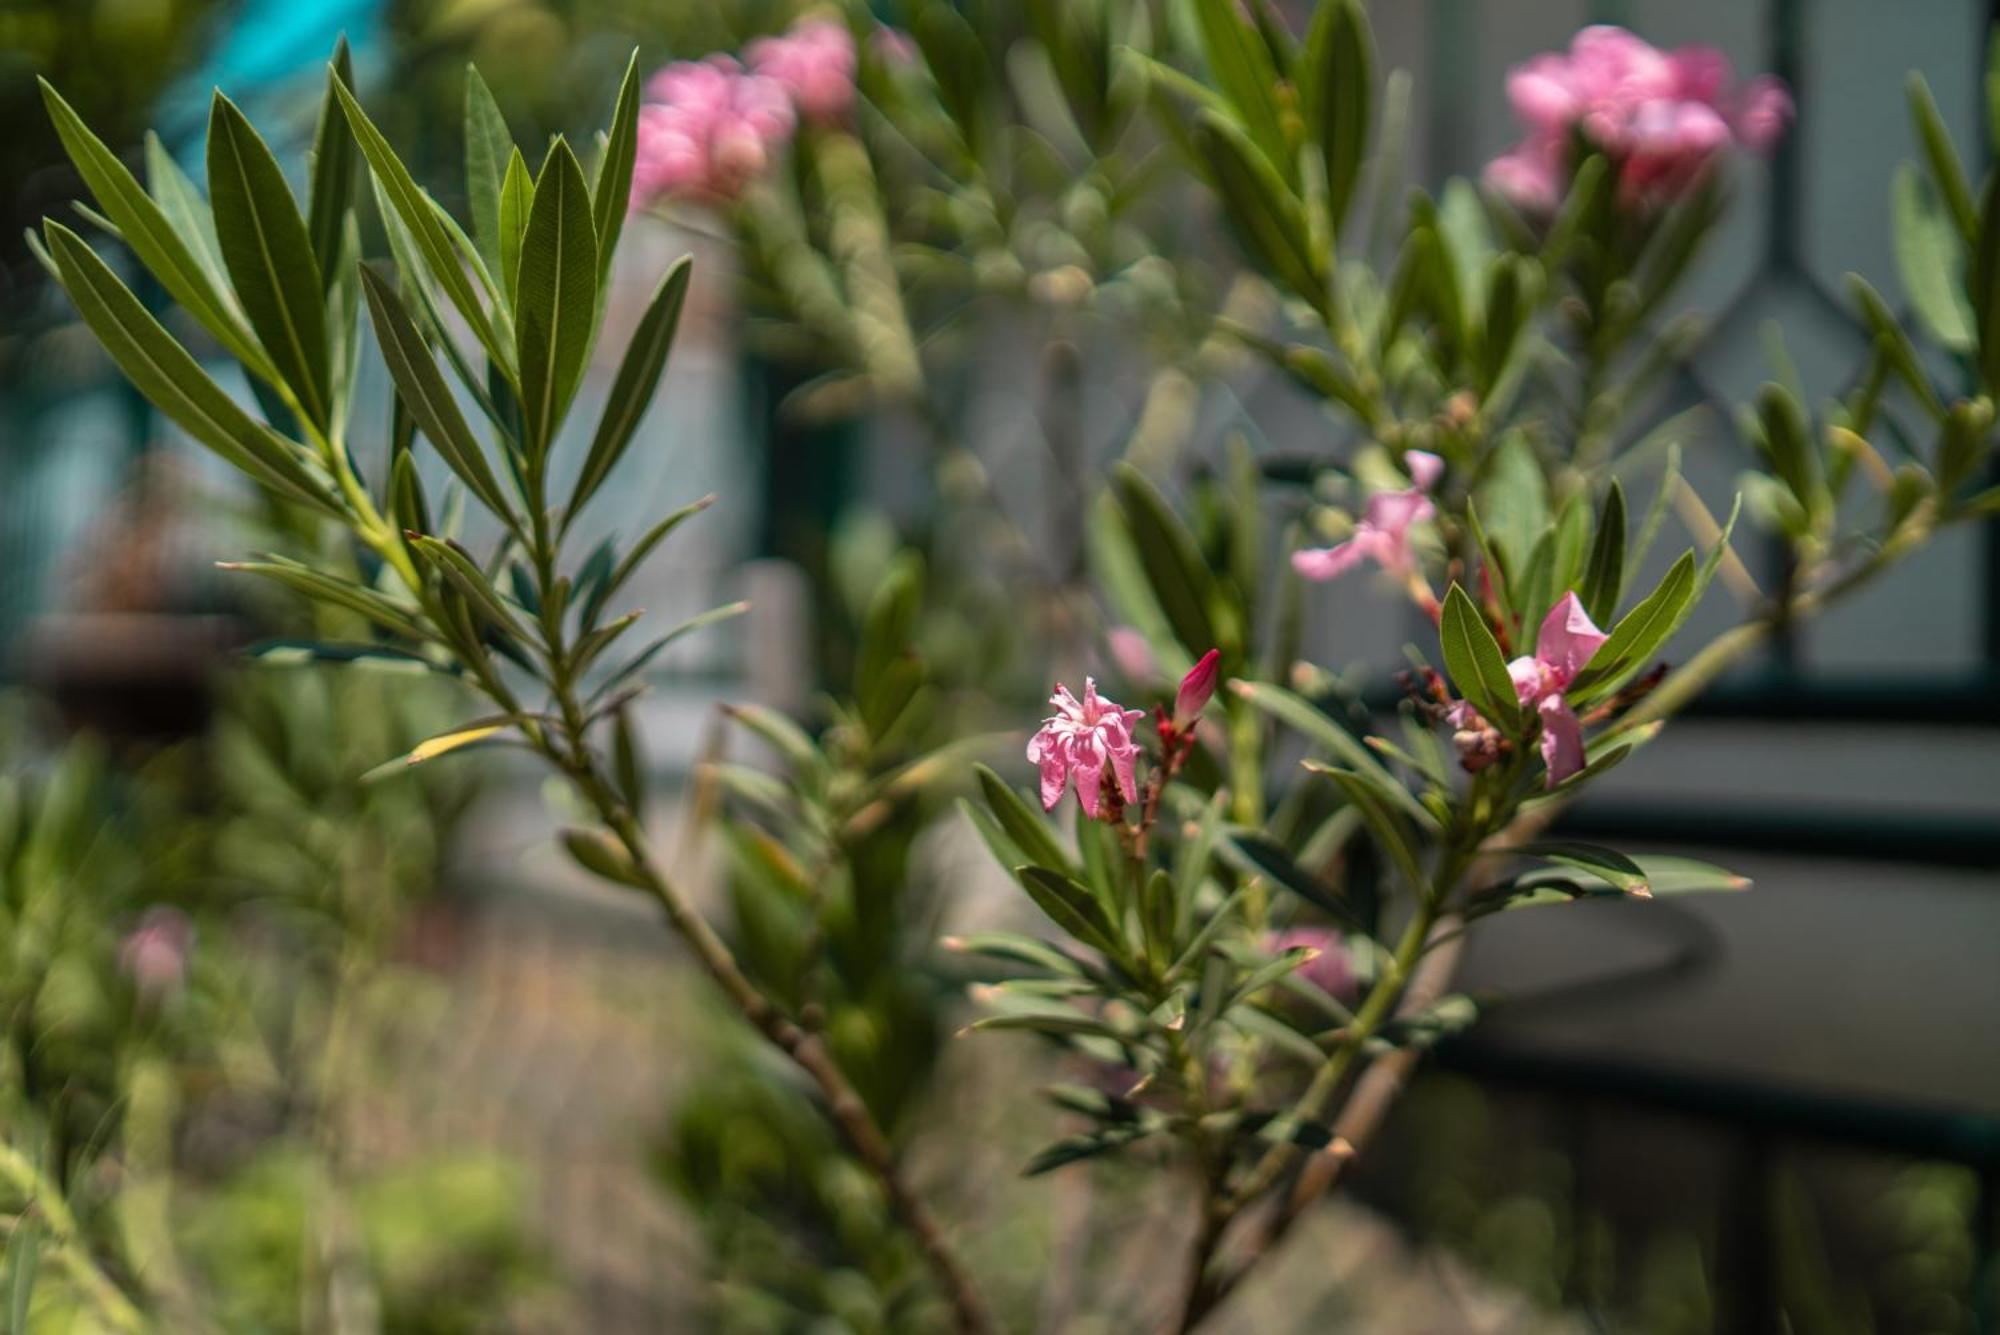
[1439,584,1521,731]
[1300,0,1372,233]
[465,66,514,282]
[1890,162,1975,351]
[1908,73,1977,243]
[1567,549,1697,701]
[498,148,534,307]
[1194,110,1323,312]
[307,38,357,290]
[208,92,331,431]
[332,75,512,380]
[1190,0,1289,176]
[1579,480,1627,625]
[1972,173,2000,394]
[42,221,340,515]
[593,51,641,286]
[359,265,519,526]
[568,256,689,526]
[39,78,276,383]
[516,138,598,456]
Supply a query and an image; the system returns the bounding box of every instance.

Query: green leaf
[1022,1126,1149,1175]
[1193,111,1322,310]
[560,826,648,887]
[1300,0,1372,232]
[1567,549,1696,701]
[410,535,524,636]
[1230,680,1436,828]
[1846,274,1943,420]
[499,149,534,306]
[569,256,689,525]
[208,92,331,431]
[1478,431,1549,576]
[594,51,641,286]
[43,222,340,515]
[1579,481,1627,625]
[360,265,517,525]
[1520,840,1650,895]
[1439,584,1521,731]
[976,764,1074,876]
[1018,866,1124,959]
[464,65,515,283]
[1891,162,1975,351]
[1303,762,1426,895]
[39,78,277,382]
[601,493,714,604]
[1753,382,1824,514]
[222,559,425,640]
[944,929,1089,978]
[516,138,598,454]
[1972,173,2000,394]
[1190,0,1289,175]
[1908,73,1977,242]
[333,76,511,379]
[1222,831,1365,932]
[1110,462,1221,659]
[307,39,357,291]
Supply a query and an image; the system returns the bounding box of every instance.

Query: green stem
[0,1140,147,1333]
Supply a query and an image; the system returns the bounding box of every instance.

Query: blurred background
[0,0,1994,1331]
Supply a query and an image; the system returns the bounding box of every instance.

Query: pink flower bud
[119,906,192,1003]
[1106,626,1157,682]
[1173,649,1221,728]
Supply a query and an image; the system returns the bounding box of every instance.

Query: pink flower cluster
[631,20,858,208]
[1451,592,1607,787]
[633,59,795,205]
[748,19,857,124]
[1291,450,1443,583]
[1486,26,1793,212]
[1029,653,1221,819]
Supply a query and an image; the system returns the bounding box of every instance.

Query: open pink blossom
[1292,489,1434,582]
[632,57,795,206]
[1507,592,1608,786]
[1027,678,1145,818]
[1485,25,1792,213]
[748,19,857,124]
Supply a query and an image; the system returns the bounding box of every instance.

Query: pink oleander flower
[631,56,796,207]
[1507,592,1608,786]
[1292,489,1434,582]
[1173,649,1222,728]
[1269,927,1357,1002]
[119,906,192,1003]
[1486,25,1792,213]
[748,19,857,124]
[1027,678,1146,818]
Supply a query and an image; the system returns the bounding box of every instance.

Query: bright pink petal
[1538,694,1587,787]
[1364,489,1435,536]
[1509,654,1552,705]
[1073,748,1104,818]
[1535,591,1608,684]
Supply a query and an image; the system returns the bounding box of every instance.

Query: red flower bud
[1173,649,1221,728]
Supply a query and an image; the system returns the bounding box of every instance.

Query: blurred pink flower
[1106,626,1158,682]
[748,19,858,124]
[1269,927,1357,1002]
[1173,649,1222,728]
[120,906,192,1003]
[1027,678,1145,818]
[632,57,795,206]
[1486,25,1792,212]
[1506,592,1608,786]
[1405,449,1445,492]
[1292,488,1434,582]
